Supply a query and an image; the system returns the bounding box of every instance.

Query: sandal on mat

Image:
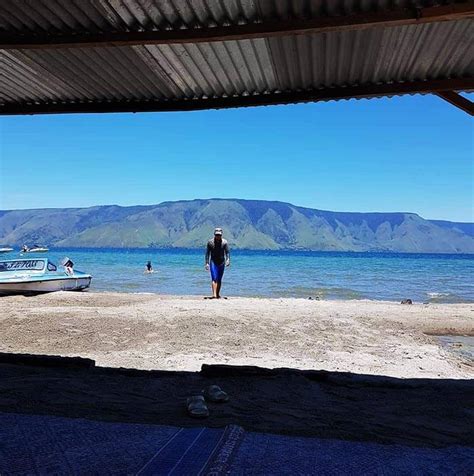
[203,385,229,403]
[187,395,209,418]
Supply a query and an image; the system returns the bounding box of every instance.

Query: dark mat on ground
[1,412,473,475]
[0,412,224,475]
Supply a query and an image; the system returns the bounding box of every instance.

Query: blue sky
[0,94,472,221]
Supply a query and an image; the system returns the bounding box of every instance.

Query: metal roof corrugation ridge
[0,0,449,34]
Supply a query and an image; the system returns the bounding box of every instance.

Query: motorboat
[21,244,49,253]
[0,257,92,295]
[0,247,14,253]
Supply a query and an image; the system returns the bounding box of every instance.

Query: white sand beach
[0,292,472,379]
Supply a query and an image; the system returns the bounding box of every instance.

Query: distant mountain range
[0,199,473,253]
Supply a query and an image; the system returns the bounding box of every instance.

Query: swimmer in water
[145,261,153,273]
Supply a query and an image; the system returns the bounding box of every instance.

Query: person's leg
[211,280,218,298]
[215,264,225,298]
[210,262,218,298]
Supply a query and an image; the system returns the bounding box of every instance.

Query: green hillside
[0,199,473,253]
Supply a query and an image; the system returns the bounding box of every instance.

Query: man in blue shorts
[205,228,230,299]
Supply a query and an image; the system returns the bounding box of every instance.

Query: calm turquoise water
[13,248,474,303]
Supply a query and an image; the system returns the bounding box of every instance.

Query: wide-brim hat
[214,228,223,235]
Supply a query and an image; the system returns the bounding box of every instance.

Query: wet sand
[0,292,472,379]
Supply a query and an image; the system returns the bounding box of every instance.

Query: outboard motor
[61,257,74,275]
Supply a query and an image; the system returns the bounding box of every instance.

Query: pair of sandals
[187,385,229,418]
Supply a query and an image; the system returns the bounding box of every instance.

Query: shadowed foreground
[1,354,473,474]
[0,354,473,447]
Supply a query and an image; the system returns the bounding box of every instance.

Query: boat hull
[0,276,91,295]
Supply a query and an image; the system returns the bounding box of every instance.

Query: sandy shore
[0,292,472,379]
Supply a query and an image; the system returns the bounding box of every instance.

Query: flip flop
[203,385,229,403]
[187,395,209,418]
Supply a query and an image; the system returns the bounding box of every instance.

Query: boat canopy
[0,258,47,272]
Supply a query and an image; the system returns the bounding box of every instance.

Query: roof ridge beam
[2,77,473,115]
[1,2,473,49]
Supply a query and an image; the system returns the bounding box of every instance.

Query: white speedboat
[21,244,49,253]
[0,258,92,295]
[0,247,14,253]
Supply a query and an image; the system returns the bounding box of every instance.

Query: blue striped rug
[0,412,224,475]
[1,412,473,475]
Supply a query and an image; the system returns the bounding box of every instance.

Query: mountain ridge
[0,199,473,253]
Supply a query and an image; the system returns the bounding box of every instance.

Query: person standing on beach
[205,228,230,299]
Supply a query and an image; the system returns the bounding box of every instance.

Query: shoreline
[0,291,472,379]
[83,289,474,306]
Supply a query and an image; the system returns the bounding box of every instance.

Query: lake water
[438,336,474,362]
[16,248,473,303]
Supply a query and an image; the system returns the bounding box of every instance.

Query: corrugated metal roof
[1,0,473,114]
[0,0,457,33]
